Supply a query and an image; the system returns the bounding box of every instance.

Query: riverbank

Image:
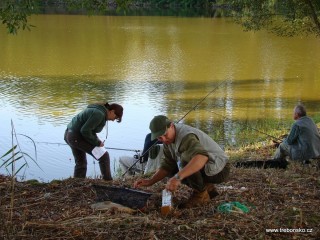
[1,141,319,239]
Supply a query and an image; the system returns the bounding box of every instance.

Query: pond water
[0,15,319,182]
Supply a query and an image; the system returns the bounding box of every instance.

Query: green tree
[1,0,319,37]
[0,0,35,34]
[222,0,320,37]
[0,0,131,34]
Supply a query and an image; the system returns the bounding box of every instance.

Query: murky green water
[0,15,319,181]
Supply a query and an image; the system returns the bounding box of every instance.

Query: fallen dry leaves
[1,159,319,239]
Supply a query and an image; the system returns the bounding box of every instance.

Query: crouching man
[133,115,230,208]
[273,104,320,164]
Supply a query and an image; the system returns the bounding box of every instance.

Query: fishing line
[122,79,230,177]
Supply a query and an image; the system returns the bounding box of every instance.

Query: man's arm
[135,143,177,188]
[159,144,179,174]
[133,168,169,188]
[286,124,299,145]
[166,134,209,192]
[165,154,208,192]
[175,154,208,180]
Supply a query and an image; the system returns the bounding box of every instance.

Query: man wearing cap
[134,115,230,208]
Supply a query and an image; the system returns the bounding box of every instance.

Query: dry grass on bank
[1,166,319,239]
[1,143,320,240]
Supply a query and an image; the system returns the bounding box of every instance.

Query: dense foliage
[0,0,35,34]
[224,0,320,37]
[0,0,319,36]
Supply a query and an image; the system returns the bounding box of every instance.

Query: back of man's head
[295,104,307,117]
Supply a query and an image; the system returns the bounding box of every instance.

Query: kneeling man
[134,115,230,208]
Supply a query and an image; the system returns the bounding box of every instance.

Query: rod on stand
[105,146,141,152]
[121,140,160,177]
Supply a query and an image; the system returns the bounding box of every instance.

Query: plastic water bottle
[161,189,172,216]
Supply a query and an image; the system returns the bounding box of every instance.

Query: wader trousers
[64,129,112,180]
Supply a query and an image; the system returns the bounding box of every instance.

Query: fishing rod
[18,140,141,152]
[122,79,230,177]
[105,147,140,152]
[176,80,229,123]
[210,111,283,142]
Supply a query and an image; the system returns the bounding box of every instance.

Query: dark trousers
[180,162,230,192]
[64,130,112,180]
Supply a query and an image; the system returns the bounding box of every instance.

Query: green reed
[0,120,40,227]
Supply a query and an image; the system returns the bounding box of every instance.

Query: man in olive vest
[274,104,320,163]
[134,115,230,208]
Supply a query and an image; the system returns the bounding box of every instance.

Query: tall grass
[210,118,291,148]
[0,120,39,228]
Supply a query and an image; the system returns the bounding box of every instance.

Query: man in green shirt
[274,104,320,163]
[134,115,230,208]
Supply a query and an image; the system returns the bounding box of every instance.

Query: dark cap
[149,115,170,140]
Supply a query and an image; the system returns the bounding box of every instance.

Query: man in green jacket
[274,104,320,163]
[64,102,123,180]
[134,115,230,208]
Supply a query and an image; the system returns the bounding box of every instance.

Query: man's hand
[272,140,281,148]
[133,178,153,188]
[166,177,181,192]
[134,168,169,189]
